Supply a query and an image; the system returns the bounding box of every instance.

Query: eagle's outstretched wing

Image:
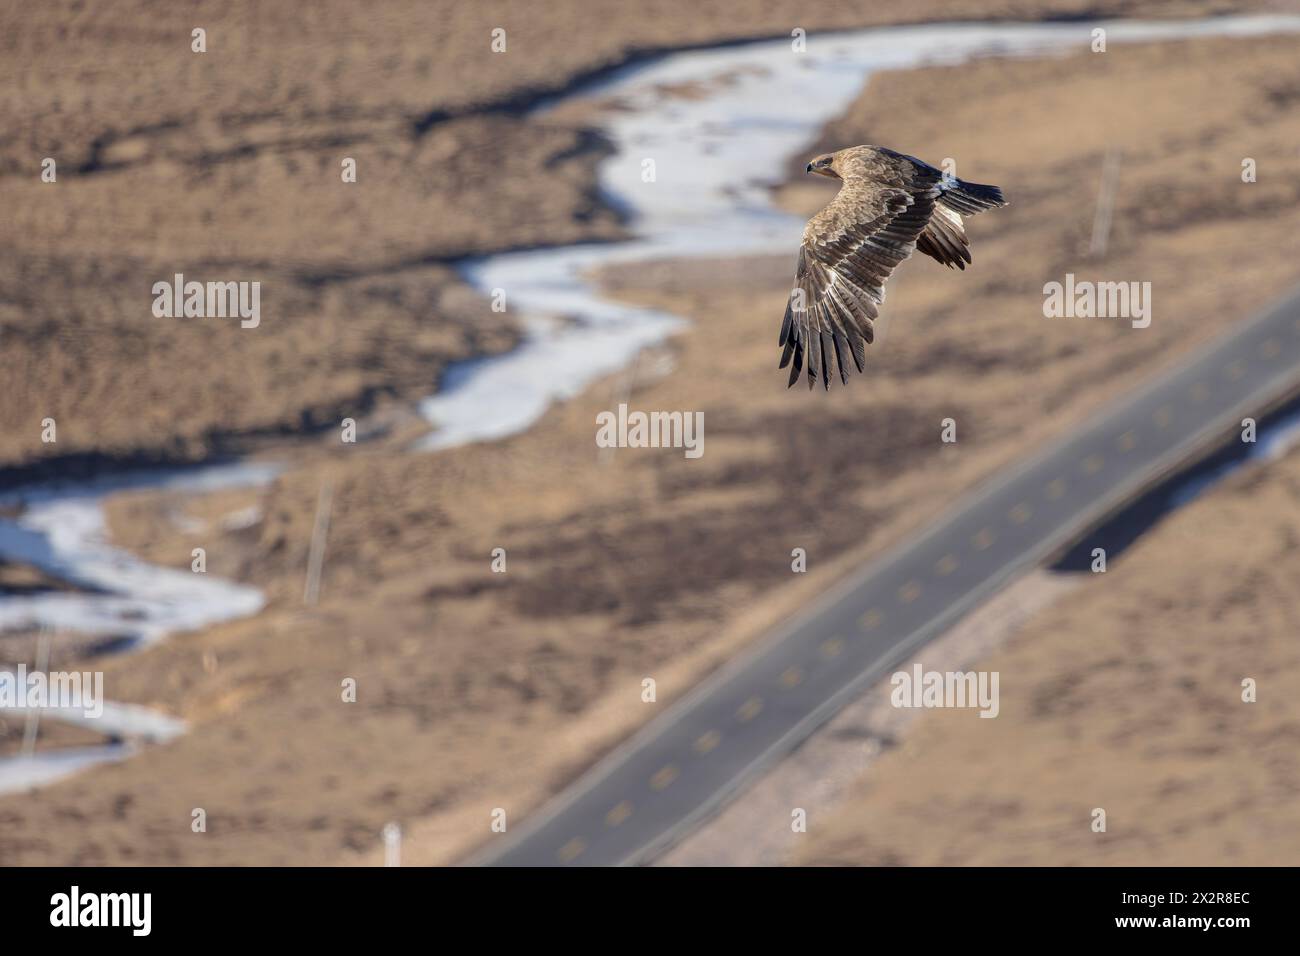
[779,158,942,390]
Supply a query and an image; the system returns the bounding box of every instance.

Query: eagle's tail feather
[917,220,969,270]
[940,178,1006,215]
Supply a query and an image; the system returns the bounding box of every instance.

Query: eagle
[779,145,1007,390]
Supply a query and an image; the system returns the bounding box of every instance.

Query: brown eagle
[780,145,1006,389]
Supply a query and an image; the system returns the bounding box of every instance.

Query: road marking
[650,765,679,791]
[972,528,995,550]
[694,730,721,755]
[820,637,844,659]
[859,608,882,630]
[1261,339,1280,359]
[736,696,763,722]
[557,838,586,863]
[1009,502,1031,524]
[606,801,633,827]
[1045,478,1066,499]
[898,580,921,603]
[1083,453,1103,474]
[1116,430,1137,452]
[1191,383,1209,402]
[1225,360,1246,381]
[780,666,803,688]
[935,553,958,576]
[1153,406,1172,428]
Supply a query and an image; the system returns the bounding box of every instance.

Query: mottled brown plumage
[779,145,1006,389]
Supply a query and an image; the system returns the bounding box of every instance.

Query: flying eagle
[779,145,1007,390]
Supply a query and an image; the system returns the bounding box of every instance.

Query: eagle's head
[805,153,839,179]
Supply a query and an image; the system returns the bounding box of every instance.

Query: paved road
[479,285,1300,866]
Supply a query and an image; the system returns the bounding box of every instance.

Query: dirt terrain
[797,441,1300,866]
[2,3,1299,866]
[0,0,1269,469]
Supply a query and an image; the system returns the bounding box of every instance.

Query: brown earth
[796,441,1300,866]
[0,0,1270,468]
[2,7,1299,865]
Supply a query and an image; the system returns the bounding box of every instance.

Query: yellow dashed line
[650,765,678,791]
[1009,503,1031,524]
[898,580,921,603]
[972,528,995,551]
[1153,406,1172,428]
[780,666,803,688]
[557,838,586,863]
[694,730,721,755]
[606,801,633,827]
[935,554,958,576]
[820,637,844,659]
[1083,454,1103,474]
[736,696,763,722]
[1261,339,1281,359]
[860,608,882,630]
[1046,478,1066,500]
[1116,430,1137,452]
